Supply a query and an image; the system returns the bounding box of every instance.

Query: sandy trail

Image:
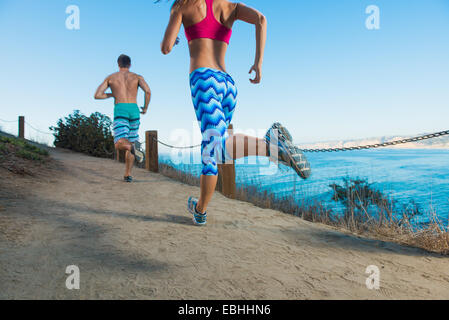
[0,149,448,300]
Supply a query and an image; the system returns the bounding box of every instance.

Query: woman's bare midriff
[188,38,229,74]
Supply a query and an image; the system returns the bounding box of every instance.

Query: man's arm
[94,77,113,100]
[138,76,151,115]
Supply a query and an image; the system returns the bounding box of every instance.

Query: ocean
[160,149,449,225]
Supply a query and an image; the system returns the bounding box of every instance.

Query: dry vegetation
[159,161,449,255]
[0,136,51,175]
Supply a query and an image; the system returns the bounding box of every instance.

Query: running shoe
[265,123,312,180]
[266,122,293,143]
[131,144,144,164]
[187,197,207,226]
[124,176,133,183]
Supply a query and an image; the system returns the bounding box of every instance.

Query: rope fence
[25,121,54,136]
[155,139,202,150]
[0,118,18,123]
[3,116,449,153]
[152,130,449,153]
[0,118,54,136]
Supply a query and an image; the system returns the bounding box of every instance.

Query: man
[94,54,151,182]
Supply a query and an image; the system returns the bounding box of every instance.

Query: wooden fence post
[18,116,25,139]
[146,131,159,173]
[218,124,236,199]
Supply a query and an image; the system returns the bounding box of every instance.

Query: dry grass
[160,162,449,255]
[238,179,449,255]
[159,163,200,187]
[0,136,51,175]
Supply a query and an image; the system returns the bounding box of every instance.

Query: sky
[0,0,448,147]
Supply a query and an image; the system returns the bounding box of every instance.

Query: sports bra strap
[206,0,214,18]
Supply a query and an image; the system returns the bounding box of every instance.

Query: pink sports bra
[184,0,232,44]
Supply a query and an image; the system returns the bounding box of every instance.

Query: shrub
[50,110,115,158]
[330,178,422,229]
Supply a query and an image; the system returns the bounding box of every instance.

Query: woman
[161,0,310,226]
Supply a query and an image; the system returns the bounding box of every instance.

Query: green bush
[50,110,115,158]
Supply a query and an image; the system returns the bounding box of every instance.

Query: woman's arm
[234,3,267,84]
[161,6,183,55]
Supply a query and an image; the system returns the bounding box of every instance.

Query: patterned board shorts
[113,103,140,144]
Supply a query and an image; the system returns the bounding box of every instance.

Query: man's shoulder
[107,72,120,80]
[130,72,143,79]
[131,73,145,82]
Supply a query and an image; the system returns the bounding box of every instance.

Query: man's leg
[125,149,135,177]
[115,138,135,178]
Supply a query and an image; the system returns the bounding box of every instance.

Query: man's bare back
[107,71,140,104]
[95,70,151,111]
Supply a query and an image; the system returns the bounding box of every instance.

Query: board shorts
[190,68,238,176]
[113,103,140,144]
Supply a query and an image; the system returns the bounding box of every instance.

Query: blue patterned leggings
[190,68,238,176]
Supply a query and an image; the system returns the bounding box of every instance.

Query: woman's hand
[234,3,267,84]
[249,64,262,84]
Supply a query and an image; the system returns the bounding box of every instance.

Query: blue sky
[0,0,448,147]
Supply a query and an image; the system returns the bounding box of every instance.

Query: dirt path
[1,149,448,299]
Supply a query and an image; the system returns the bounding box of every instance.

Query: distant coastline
[299,134,449,150]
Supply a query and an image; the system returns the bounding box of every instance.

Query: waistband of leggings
[190,67,232,78]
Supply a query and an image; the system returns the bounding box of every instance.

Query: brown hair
[117,54,131,68]
[173,0,188,7]
[171,0,200,9]
[155,0,200,10]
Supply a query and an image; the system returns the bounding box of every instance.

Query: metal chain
[153,130,449,152]
[299,130,449,153]
[153,137,202,149]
